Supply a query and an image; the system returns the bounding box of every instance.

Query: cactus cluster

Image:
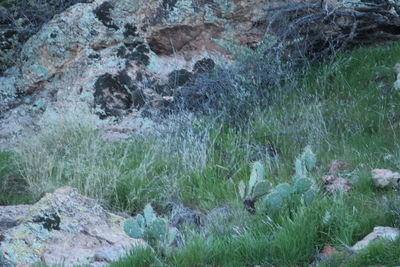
[124,204,178,247]
[240,147,318,214]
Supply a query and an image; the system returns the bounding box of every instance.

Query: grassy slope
[111,43,400,266]
[1,42,400,266]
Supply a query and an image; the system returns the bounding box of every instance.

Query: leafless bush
[173,42,293,126]
[266,0,400,60]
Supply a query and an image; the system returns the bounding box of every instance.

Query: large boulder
[0,187,145,266]
[0,0,268,146]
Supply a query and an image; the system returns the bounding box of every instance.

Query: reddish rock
[321,175,351,193]
[327,160,348,174]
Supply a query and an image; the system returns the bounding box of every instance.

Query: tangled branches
[266,0,400,60]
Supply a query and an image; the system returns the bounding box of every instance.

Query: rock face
[371,169,400,188]
[0,0,268,145]
[0,187,145,266]
[351,226,400,252]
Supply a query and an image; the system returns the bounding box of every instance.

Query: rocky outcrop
[0,187,145,266]
[0,0,268,146]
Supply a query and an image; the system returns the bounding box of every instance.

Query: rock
[0,0,268,147]
[371,169,400,188]
[321,175,351,193]
[351,226,400,252]
[0,205,30,233]
[320,245,341,258]
[169,204,202,229]
[327,160,348,174]
[394,63,400,90]
[0,187,145,266]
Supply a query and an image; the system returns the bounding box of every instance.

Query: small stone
[325,177,351,193]
[351,226,399,251]
[371,169,400,188]
[320,245,341,258]
[321,175,351,193]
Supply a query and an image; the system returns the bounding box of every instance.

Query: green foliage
[274,183,291,198]
[239,161,271,200]
[124,204,178,248]
[294,146,316,179]
[293,177,312,194]
[248,161,265,196]
[264,191,284,212]
[0,151,34,205]
[239,147,318,215]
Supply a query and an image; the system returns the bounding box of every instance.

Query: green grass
[0,150,34,205]
[4,42,400,266]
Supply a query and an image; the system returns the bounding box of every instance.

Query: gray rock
[371,169,400,188]
[351,226,400,251]
[0,187,145,266]
[0,0,268,146]
[0,205,30,232]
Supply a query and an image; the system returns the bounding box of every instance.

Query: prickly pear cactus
[302,146,316,171]
[124,217,143,239]
[294,146,317,179]
[252,181,271,198]
[144,204,155,224]
[293,178,312,194]
[239,161,271,200]
[303,189,317,205]
[264,191,284,212]
[274,183,292,198]
[124,204,178,248]
[248,161,265,196]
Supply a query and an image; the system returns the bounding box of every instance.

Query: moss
[117,40,150,66]
[93,1,119,30]
[32,213,61,231]
[123,23,138,38]
[94,72,133,118]
[162,0,179,11]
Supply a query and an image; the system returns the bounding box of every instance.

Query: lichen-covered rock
[0,187,145,266]
[0,0,269,146]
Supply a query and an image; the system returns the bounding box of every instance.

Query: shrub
[174,40,293,126]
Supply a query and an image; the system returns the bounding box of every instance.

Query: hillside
[1,0,400,266]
